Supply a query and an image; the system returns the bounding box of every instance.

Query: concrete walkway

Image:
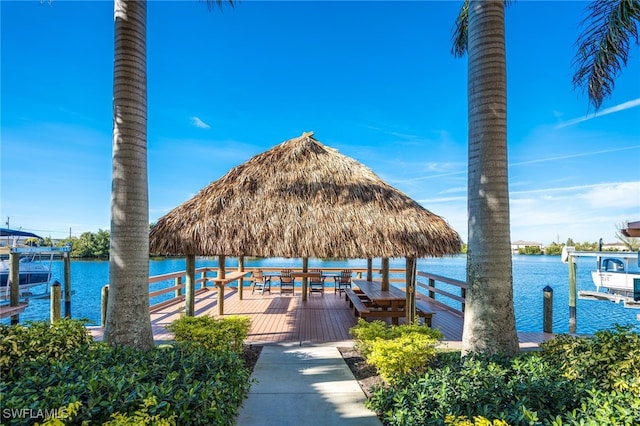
[236,343,382,426]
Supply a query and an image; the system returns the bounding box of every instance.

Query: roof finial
[301,131,314,138]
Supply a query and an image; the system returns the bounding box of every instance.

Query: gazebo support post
[217,255,226,316]
[238,256,245,300]
[381,257,389,291]
[405,257,416,324]
[185,254,195,317]
[302,257,309,302]
[367,258,373,281]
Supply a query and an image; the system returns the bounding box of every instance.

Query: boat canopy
[0,228,43,239]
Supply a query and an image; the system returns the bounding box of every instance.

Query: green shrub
[444,415,509,426]
[367,332,439,383]
[103,396,178,426]
[367,325,640,426]
[37,401,83,425]
[367,352,580,425]
[0,318,92,375]
[2,342,250,425]
[349,319,395,357]
[540,324,640,396]
[166,314,250,353]
[349,319,442,383]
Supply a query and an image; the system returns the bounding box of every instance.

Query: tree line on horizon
[23,229,638,259]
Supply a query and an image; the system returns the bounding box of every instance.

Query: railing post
[428,278,435,299]
[568,258,577,334]
[367,258,373,281]
[175,277,182,298]
[217,255,225,316]
[543,285,553,333]
[461,287,466,313]
[50,281,61,323]
[101,285,109,327]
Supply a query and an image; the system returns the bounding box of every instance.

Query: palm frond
[203,0,235,11]
[573,0,640,110]
[451,0,469,57]
[451,0,512,58]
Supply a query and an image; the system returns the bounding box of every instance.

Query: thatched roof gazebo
[150,132,461,319]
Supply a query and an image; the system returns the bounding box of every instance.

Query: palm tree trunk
[104,0,154,350]
[462,0,518,356]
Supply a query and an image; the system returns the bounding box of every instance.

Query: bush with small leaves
[0,318,92,376]
[349,319,442,383]
[540,324,640,396]
[444,415,509,426]
[367,332,439,383]
[166,314,250,353]
[366,325,640,425]
[3,342,250,425]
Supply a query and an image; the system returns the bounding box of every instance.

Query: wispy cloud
[511,145,640,167]
[191,116,211,129]
[509,181,640,243]
[556,98,640,128]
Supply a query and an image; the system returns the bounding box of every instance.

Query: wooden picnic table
[352,279,406,325]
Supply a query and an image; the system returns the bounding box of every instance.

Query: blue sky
[1,1,639,246]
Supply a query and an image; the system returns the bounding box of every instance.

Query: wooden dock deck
[90,285,554,349]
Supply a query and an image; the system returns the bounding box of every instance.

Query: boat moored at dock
[563,247,640,308]
[1,228,71,300]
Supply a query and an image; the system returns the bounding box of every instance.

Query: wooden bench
[415,299,435,327]
[344,288,372,318]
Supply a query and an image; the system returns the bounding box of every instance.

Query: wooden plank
[211,270,251,285]
[0,303,28,319]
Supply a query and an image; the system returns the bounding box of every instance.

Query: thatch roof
[150,132,461,258]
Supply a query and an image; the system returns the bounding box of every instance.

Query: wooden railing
[101,266,466,325]
[101,266,221,325]
[147,267,218,311]
[143,266,407,308]
[415,271,467,317]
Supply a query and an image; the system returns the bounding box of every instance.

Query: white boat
[563,247,640,308]
[0,228,67,300]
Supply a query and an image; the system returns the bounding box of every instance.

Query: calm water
[4,255,638,335]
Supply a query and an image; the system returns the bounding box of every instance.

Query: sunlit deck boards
[89,286,552,349]
[217,288,358,343]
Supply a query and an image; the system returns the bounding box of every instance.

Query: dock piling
[63,251,71,318]
[543,285,553,333]
[568,259,577,334]
[50,281,61,322]
[9,251,20,325]
[101,285,109,327]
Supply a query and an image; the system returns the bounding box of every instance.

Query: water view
[4,255,638,335]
